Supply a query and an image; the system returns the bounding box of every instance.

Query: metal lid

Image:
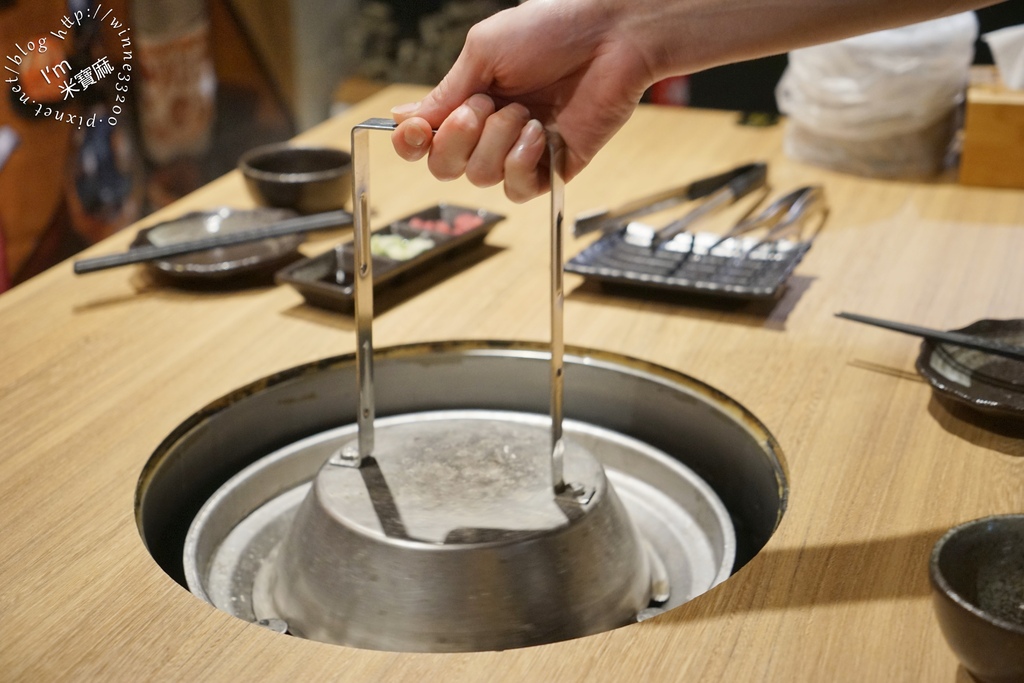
[267,413,652,651]
[316,416,604,544]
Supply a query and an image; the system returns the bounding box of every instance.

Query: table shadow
[656,528,946,624]
[846,358,926,383]
[72,269,280,312]
[927,395,1024,457]
[845,360,1024,456]
[566,274,816,331]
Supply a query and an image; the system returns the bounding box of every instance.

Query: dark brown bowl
[132,207,303,285]
[930,514,1024,683]
[915,319,1024,422]
[240,144,352,214]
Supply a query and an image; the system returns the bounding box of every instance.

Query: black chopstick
[836,312,1024,362]
[73,209,353,274]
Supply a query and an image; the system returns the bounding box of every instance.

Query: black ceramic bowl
[240,144,352,214]
[915,319,1024,423]
[930,514,1024,683]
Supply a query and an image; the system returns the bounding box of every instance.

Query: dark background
[688,3,1024,114]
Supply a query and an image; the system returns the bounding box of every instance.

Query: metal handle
[548,130,566,493]
[338,117,567,495]
[701,185,828,256]
[572,161,767,237]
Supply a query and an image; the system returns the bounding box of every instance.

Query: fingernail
[465,93,493,115]
[391,102,419,117]
[403,125,427,148]
[516,119,544,153]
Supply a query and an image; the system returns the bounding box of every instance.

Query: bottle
[132,0,216,206]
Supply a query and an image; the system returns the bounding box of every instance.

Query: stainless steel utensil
[342,118,567,491]
[705,185,828,255]
[648,164,770,252]
[573,162,768,238]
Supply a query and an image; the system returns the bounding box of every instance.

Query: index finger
[391,117,435,162]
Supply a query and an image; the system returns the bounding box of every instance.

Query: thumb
[391,47,491,127]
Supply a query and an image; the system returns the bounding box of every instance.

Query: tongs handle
[572,161,767,237]
[708,185,828,253]
[686,162,767,203]
[341,117,569,495]
[649,163,769,250]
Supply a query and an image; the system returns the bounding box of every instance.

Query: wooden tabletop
[3,85,1023,681]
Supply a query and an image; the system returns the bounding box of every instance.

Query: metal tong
[573,162,769,242]
[704,185,828,256]
[335,118,569,495]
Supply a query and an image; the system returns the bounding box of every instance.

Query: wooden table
[3,85,1023,681]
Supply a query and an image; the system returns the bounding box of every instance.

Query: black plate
[275,203,504,311]
[132,207,303,282]
[565,229,813,300]
[915,319,1024,421]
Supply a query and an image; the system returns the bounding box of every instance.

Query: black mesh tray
[565,230,813,300]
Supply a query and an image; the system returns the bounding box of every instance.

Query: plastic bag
[776,13,979,178]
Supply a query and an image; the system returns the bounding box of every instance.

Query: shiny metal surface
[548,130,566,493]
[572,162,767,237]
[183,410,735,652]
[275,412,649,651]
[348,120,567,493]
[349,123,376,463]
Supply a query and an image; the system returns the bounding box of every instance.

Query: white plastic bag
[776,13,979,178]
[983,24,1024,89]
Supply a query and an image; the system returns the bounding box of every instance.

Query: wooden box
[960,66,1024,189]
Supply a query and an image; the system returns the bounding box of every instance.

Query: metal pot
[137,341,787,652]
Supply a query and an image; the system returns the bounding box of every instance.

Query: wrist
[591,0,698,85]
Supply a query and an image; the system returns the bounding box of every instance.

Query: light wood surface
[2,85,1023,682]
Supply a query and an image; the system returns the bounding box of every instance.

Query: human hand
[390,0,1003,202]
[390,0,656,202]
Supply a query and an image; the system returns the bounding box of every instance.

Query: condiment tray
[276,203,504,310]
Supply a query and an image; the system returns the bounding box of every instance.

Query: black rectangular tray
[565,230,813,300]
[276,203,504,311]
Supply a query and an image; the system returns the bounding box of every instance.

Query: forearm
[604,0,999,81]
[392,0,999,200]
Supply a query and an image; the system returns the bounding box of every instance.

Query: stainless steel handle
[339,117,567,494]
[548,130,566,493]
